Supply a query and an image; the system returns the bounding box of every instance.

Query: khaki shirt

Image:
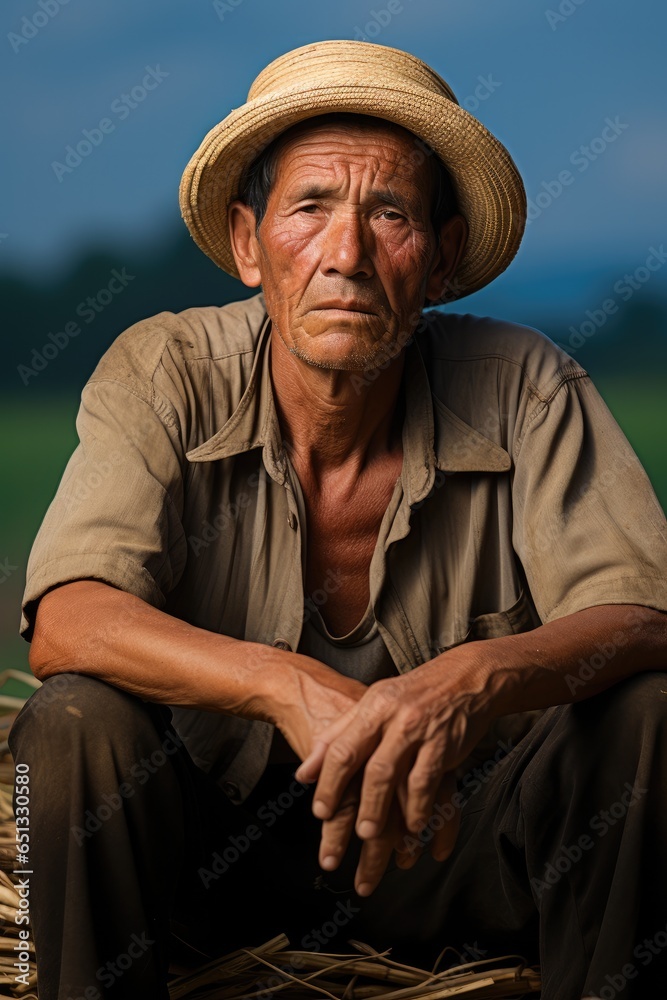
[21,292,667,803]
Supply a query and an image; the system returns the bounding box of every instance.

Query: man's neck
[269,330,405,482]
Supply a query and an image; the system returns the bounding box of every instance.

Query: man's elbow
[29,622,72,683]
[28,637,59,682]
[28,584,83,681]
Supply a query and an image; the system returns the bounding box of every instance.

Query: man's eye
[380,210,404,221]
[298,204,319,213]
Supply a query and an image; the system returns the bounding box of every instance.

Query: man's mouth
[311,301,376,315]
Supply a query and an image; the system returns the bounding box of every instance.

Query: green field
[592,377,667,505]
[1,381,665,683]
[0,396,81,686]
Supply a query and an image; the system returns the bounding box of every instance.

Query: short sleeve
[20,378,187,640]
[511,372,667,622]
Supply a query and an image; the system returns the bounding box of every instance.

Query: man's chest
[171,451,534,669]
[297,457,404,637]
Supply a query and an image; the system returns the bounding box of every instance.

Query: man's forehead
[270,116,434,191]
[272,115,420,160]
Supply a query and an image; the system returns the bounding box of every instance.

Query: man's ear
[228,200,263,286]
[425,214,468,305]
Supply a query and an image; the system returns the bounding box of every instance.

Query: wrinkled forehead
[269,113,437,189]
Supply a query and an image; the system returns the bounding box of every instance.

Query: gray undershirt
[297,601,400,685]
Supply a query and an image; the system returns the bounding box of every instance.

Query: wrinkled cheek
[263,256,319,309]
[265,226,319,262]
[288,322,312,349]
[380,244,431,299]
[259,267,303,322]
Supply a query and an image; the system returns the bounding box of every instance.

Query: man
[10,39,667,1000]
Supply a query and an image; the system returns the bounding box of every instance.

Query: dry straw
[166,933,541,999]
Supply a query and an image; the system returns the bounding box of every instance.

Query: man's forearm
[474,604,667,718]
[28,579,364,725]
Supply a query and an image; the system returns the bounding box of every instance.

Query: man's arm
[29,578,368,763]
[293,603,667,895]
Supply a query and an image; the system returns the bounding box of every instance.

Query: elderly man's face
[229,120,465,371]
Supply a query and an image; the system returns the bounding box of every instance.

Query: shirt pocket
[465,588,540,641]
[434,588,541,654]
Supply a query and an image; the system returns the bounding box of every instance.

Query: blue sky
[1,0,665,320]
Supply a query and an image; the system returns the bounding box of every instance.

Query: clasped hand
[291,653,494,897]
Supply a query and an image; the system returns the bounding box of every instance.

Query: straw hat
[179,40,526,300]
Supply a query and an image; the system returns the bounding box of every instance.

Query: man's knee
[570,670,667,759]
[525,671,667,770]
[8,672,171,765]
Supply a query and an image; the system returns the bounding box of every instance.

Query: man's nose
[320,211,374,279]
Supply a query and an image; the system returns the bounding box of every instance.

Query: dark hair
[236,113,459,244]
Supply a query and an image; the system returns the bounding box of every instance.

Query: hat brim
[179,83,526,300]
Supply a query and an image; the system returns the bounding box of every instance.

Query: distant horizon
[2,0,664,311]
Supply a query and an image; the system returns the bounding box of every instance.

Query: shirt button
[222,780,239,799]
[272,638,292,651]
[287,512,297,530]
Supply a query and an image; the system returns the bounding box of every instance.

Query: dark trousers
[8,670,667,1000]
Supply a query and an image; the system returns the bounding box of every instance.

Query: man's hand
[316,768,462,896]
[270,652,368,762]
[294,604,667,895]
[294,647,496,893]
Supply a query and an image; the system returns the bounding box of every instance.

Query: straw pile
[167,934,541,1000]
[0,676,542,1000]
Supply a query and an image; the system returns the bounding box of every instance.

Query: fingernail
[356,881,374,897]
[321,855,338,870]
[357,819,377,839]
[312,799,328,818]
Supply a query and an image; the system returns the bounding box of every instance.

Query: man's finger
[355,750,413,840]
[318,789,359,873]
[403,735,449,833]
[294,704,361,785]
[294,738,329,783]
[310,681,403,820]
[354,809,400,896]
[393,810,427,870]
[353,710,435,838]
[311,727,382,820]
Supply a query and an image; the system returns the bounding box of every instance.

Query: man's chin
[288,342,399,373]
